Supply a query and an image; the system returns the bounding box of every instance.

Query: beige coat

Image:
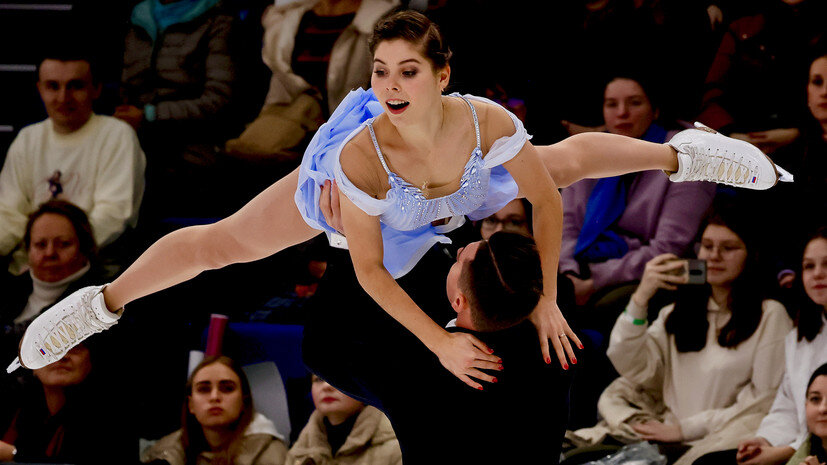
[141,413,287,465]
[285,406,401,465]
[260,0,398,115]
[568,299,792,465]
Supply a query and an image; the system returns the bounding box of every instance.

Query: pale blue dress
[295,88,530,278]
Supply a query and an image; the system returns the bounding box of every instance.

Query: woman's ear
[439,64,451,93]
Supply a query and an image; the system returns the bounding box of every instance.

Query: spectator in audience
[0,47,146,275]
[758,44,827,293]
[784,363,827,465]
[557,0,713,129]
[0,342,137,464]
[141,355,287,465]
[224,0,398,162]
[560,73,715,330]
[477,198,532,240]
[118,0,236,217]
[692,227,827,465]
[1,200,103,363]
[285,374,401,464]
[697,0,827,154]
[566,200,792,465]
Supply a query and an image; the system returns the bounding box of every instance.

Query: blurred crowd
[0,0,826,464]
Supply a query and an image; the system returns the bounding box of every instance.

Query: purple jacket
[560,170,715,290]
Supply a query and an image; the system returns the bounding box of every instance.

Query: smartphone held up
[667,259,707,285]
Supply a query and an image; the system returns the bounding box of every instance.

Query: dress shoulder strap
[456,95,481,150]
[366,121,391,175]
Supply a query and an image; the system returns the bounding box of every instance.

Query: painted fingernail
[498,364,504,371]
[492,377,498,383]
[563,363,569,370]
[579,344,585,349]
[497,359,502,364]
[572,357,578,364]
[477,386,483,391]
[545,357,551,364]
[488,348,494,354]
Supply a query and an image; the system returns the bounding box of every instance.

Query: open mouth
[386,99,410,113]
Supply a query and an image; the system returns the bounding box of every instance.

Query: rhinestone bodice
[366,94,488,231]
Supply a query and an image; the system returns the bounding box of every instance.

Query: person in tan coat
[141,356,287,465]
[285,375,401,465]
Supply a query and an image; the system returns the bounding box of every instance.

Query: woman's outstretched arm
[537,132,678,188]
[103,168,321,310]
[502,139,582,367]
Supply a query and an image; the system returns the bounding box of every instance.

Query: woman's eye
[373,69,386,77]
[812,77,823,87]
[402,70,417,77]
[196,385,211,394]
[219,381,237,393]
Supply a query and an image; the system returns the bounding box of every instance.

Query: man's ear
[451,292,468,313]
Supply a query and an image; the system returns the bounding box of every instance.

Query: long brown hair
[181,356,254,465]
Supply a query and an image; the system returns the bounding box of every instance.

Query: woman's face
[603,78,657,139]
[697,224,747,287]
[311,375,364,426]
[28,213,87,282]
[803,238,827,307]
[188,362,245,430]
[34,345,91,387]
[808,57,827,127]
[807,374,827,441]
[480,200,530,240]
[371,39,448,126]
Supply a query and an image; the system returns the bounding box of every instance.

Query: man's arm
[0,136,33,255]
[88,123,146,248]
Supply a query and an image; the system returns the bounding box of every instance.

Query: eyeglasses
[481,216,528,230]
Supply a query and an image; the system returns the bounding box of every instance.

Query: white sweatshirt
[607,298,792,441]
[755,315,827,450]
[0,115,146,257]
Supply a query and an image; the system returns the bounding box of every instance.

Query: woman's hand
[730,128,800,154]
[631,420,683,443]
[433,331,503,390]
[802,455,826,465]
[566,274,595,306]
[736,438,794,465]
[529,296,583,369]
[631,253,686,308]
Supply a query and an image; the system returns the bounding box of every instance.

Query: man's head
[36,49,100,134]
[446,232,543,332]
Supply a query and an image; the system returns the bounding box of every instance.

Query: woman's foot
[8,285,121,372]
[667,122,793,190]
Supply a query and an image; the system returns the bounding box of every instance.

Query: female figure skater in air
[11,10,788,392]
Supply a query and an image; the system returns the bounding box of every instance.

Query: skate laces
[39,292,110,359]
[685,145,755,186]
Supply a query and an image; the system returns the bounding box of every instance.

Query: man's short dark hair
[460,232,543,332]
[38,40,100,83]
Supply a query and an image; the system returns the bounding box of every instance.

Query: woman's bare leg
[104,167,321,309]
[537,133,678,188]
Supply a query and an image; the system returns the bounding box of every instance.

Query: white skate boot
[7,285,121,373]
[667,122,793,190]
